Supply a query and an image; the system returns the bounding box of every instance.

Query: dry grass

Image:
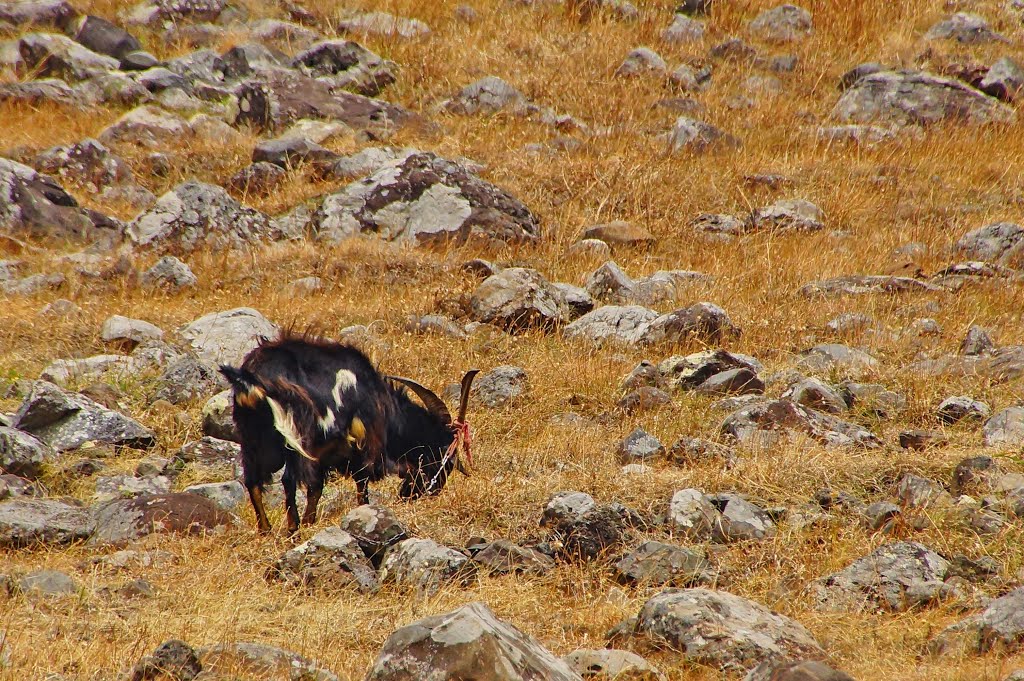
[2,0,1024,679]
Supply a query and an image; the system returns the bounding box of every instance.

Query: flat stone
[0,498,93,546]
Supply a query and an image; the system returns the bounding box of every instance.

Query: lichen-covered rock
[32,138,133,191]
[178,307,278,367]
[658,350,763,392]
[614,540,714,586]
[833,70,1015,127]
[955,222,1024,268]
[721,399,882,449]
[640,303,739,345]
[470,269,565,330]
[564,649,665,680]
[140,255,198,290]
[664,117,739,154]
[799,274,942,297]
[980,58,1024,103]
[0,498,93,546]
[379,538,475,594]
[152,354,225,404]
[615,47,667,77]
[541,491,596,528]
[928,586,1024,656]
[182,480,244,510]
[564,305,659,345]
[983,407,1024,448]
[40,355,139,386]
[617,428,665,464]
[666,488,721,540]
[749,4,813,42]
[126,181,280,254]
[13,381,155,453]
[366,601,580,681]
[100,315,164,348]
[471,365,529,407]
[336,10,430,39]
[312,152,540,247]
[339,504,409,567]
[0,426,57,479]
[810,541,951,612]
[201,390,238,442]
[632,588,824,671]
[795,344,879,376]
[18,32,120,82]
[444,75,536,116]
[937,396,991,424]
[749,199,823,232]
[98,106,190,148]
[90,492,235,545]
[270,527,380,592]
[292,39,397,96]
[924,13,1006,44]
[470,539,555,575]
[744,659,856,681]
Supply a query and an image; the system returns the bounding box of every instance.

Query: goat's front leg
[247,484,272,534]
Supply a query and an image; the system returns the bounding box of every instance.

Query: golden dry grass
[2,0,1024,679]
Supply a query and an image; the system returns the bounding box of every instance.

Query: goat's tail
[219,365,266,408]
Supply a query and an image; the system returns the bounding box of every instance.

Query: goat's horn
[387,376,452,423]
[457,369,480,423]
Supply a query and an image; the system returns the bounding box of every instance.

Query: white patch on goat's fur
[267,397,313,460]
[331,369,357,407]
[318,408,336,433]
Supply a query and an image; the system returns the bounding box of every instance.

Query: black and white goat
[219,332,478,534]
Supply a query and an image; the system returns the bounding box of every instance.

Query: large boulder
[0,498,93,546]
[0,157,120,243]
[126,181,280,254]
[470,268,565,330]
[721,399,881,448]
[366,601,581,681]
[32,138,133,191]
[810,541,951,612]
[18,32,120,82]
[177,307,278,367]
[631,589,824,672]
[270,527,379,592]
[90,492,235,545]
[833,70,1015,127]
[929,586,1024,656]
[12,381,155,453]
[312,152,540,247]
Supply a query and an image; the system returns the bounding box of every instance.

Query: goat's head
[388,369,479,499]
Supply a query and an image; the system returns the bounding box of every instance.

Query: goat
[219,332,478,534]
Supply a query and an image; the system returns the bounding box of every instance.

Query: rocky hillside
[2,0,1024,679]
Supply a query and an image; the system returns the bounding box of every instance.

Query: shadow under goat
[219,332,479,534]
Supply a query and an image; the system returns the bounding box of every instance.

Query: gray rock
[800,274,941,297]
[0,473,42,499]
[444,75,535,116]
[367,601,579,681]
[471,539,554,575]
[153,355,225,404]
[833,70,1015,127]
[564,649,665,680]
[125,639,202,681]
[0,0,75,26]
[659,350,763,391]
[980,57,1024,102]
[0,78,77,107]
[18,569,76,596]
[336,10,429,39]
[749,4,813,42]
[335,504,408,568]
[810,541,951,612]
[201,390,237,441]
[404,314,466,339]
[749,199,823,232]
[178,307,278,367]
[795,344,878,375]
[470,268,564,331]
[582,222,655,250]
[2,272,66,296]
[862,501,901,531]
[100,315,164,348]
[292,39,396,96]
[615,47,667,77]
[719,497,776,541]
[618,386,672,413]
[633,588,824,671]
[928,585,1024,656]
[312,152,539,247]
[695,368,764,397]
[140,255,198,290]
[782,378,846,414]
[379,537,474,594]
[564,305,658,345]
[0,157,120,243]
[640,303,739,345]
[270,527,379,592]
[125,0,226,24]
[909,346,1024,384]
[585,261,637,303]
[0,498,93,546]
[816,124,901,145]
[18,32,120,82]
[228,162,286,196]
[924,13,1006,44]
[69,14,141,60]
[13,381,155,452]
[667,488,721,540]
[937,396,991,424]
[744,660,856,681]
[127,181,279,254]
[330,146,418,178]
[551,283,595,319]
[90,492,235,545]
[557,505,635,561]
[197,641,336,681]
[472,365,528,408]
[838,382,905,417]
[897,473,953,509]
[663,14,706,44]
[614,540,714,586]
[183,480,245,510]
[983,407,1024,448]
[252,135,340,170]
[617,427,665,464]
[40,355,139,386]
[174,436,240,471]
[955,222,1024,268]
[95,474,171,502]
[541,491,596,528]
[721,399,882,449]
[667,437,737,466]
[691,212,745,237]
[665,116,739,154]
[0,426,57,479]
[961,325,995,356]
[98,106,190,148]
[32,137,133,190]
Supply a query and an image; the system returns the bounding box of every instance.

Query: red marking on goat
[449,419,472,466]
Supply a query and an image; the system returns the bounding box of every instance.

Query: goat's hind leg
[281,469,301,535]
[302,479,323,526]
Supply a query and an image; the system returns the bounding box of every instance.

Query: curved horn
[387,376,452,424]
[457,369,480,423]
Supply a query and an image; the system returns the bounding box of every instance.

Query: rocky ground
[1,0,1024,679]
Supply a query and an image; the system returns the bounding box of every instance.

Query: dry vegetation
[2,0,1024,679]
